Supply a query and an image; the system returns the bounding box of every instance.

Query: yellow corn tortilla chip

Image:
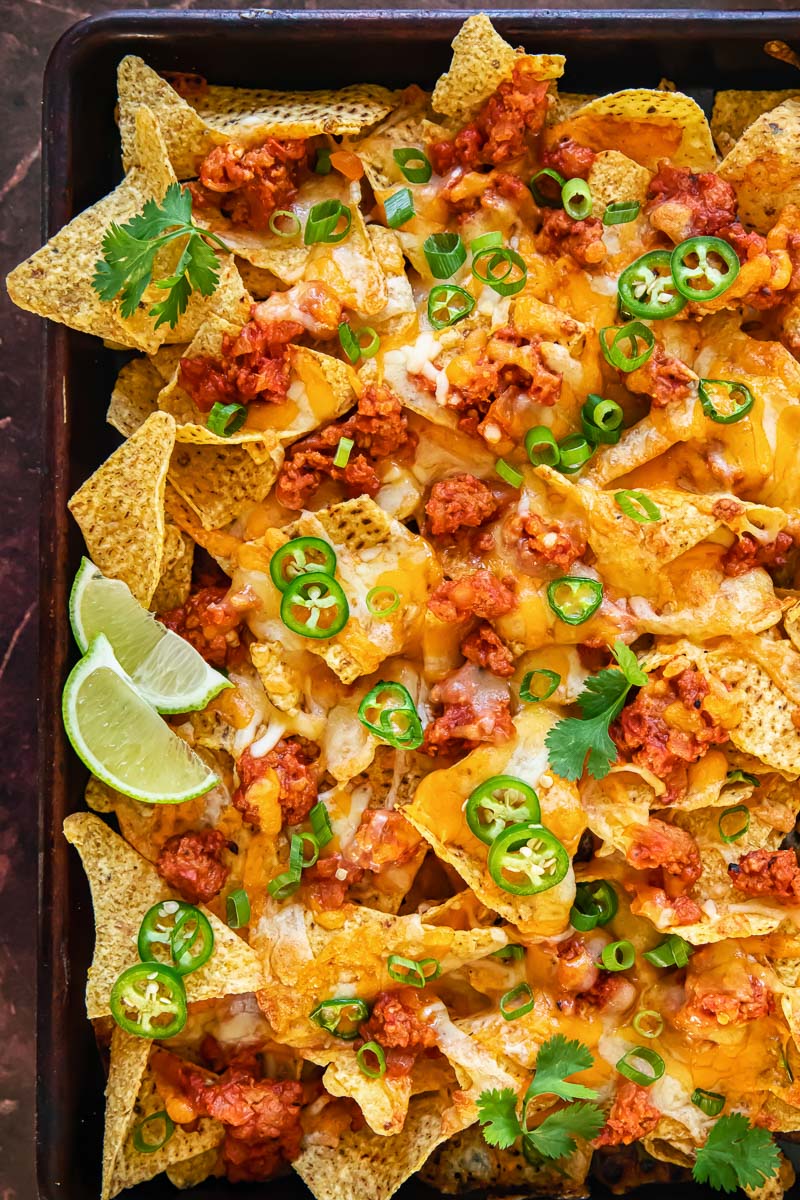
[63,812,264,1018]
[586,148,651,209]
[107,357,160,436]
[367,226,417,336]
[350,104,435,192]
[719,99,800,233]
[6,107,251,353]
[68,411,175,606]
[166,1147,220,1189]
[293,1089,475,1200]
[712,89,800,146]
[404,707,585,937]
[103,1032,223,1200]
[150,525,194,612]
[167,433,283,530]
[421,1124,592,1196]
[552,88,717,171]
[158,316,355,443]
[118,56,397,180]
[431,14,564,121]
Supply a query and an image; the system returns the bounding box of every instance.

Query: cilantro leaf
[526,1035,599,1102]
[476,1088,521,1149]
[545,640,647,781]
[524,1102,605,1160]
[91,183,227,330]
[692,1114,780,1194]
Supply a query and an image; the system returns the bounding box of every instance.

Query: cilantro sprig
[476,1035,604,1162]
[545,640,647,781]
[92,183,229,329]
[692,1114,780,1193]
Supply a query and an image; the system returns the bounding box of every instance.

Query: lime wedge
[62,634,219,804]
[69,558,231,714]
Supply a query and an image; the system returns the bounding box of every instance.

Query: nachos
[12,13,800,1199]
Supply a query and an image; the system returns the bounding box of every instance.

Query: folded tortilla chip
[167,434,283,530]
[6,107,251,354]
[63,813,264,1018]
[585,148,652,209]
[719,99,800,232]
[102,1029,223,1200]
[150,525,194,612]
[118,56,396,180]
[431,14,563,121]
[68,411,175,606]
[712,89,800,147]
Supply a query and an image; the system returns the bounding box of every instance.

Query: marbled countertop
[1,3,798,1196]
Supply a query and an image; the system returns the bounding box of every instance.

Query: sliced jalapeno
[547,576,603,625]
[309,997,370,1040]
[281,572,349,639]
[698,378,755,424]
[109,963,187,1039]
[466,775,542,845]
[358,680,424,750]
[270,537,337,592]
[617,250,687,320]
[671,235,740,302]
[487,821,569,895]
[137,900,214,977]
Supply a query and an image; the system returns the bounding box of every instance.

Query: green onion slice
[718,804,750,844]
[333,436,354,468]
[491,944,525,961]
[520,668,560,703]
[424,232,466,279]
[358,680,424,750]
[357,1041,387,1078]
[267,832,305,900]
[614,490,661,523]
[310,997,369,1039]
[428,284,475,330]
[226,888,250,929]
[524,426,560,467]
[557,433,594,474]
[603,200,641,226]
[562,178,593,220]
[358,327,380,359]
[387,954,441,988]
[132,1111,175,1154]
[499,982,535,1020]
[470,231,503,254]
[530,167,565,207]
[726,769,759,787]
[643,934,693,969]
[314,147,333,175]
[616,1046,665,1087]
[570,880,618,932]
[633,1009,664,1039]
[338,322,360,364]
[304,199,352,245]
[207,401,247,438]
[366,585,401,617]
[601,940,635,972]
[496,458,523,488]
[385,187,415,228]
[599,321,655,373]
[585,393,624,431]
[472,247,527,297]
[393,147,432,183]
[698,378,755,424]
[309,801,333,848]
[268,209,301,238]
[691,1088,725,1117]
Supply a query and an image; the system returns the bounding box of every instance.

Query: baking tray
[37,8,800,1199]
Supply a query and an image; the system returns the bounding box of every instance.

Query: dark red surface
[2,4,800,1199]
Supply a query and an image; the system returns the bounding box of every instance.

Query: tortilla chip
[420,1124,592,1197]
[431,15,563,120]
[293,1089,474,1200]
[6,107,251,353]
[404,706,585,936]
[712,89,800,146]
[586,149,651,209]
[150,526,194,612]
[367,226,416,336]
[719,99,800,232]
[249,640,303,714]
[159,317,355,443]
[68,411,175,606]
[167,434,283,530]
[103,1035,223,1200]
[350,103,436,192]
[107,358,160,436]
[166,1148,220,1189]
[118,56,396,180]
[552,89,717,171]
[63,813,264,1019]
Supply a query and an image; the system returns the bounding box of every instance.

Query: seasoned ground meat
[541,136,597,181]
[626,819,702,887]
[448,327,562,441]
[428,570,517,622]
[425,474,499,536]
[347,809,423,872]
[595,1082,661,1147]
[612,669,729,794]
[625,344,697,409]
[190,137,310,230]
[728,849,800,901]
[158,585,255,669]
[646,163,737,243]
[440,168,534,218]
[276,383,413,509]
[421,663,514,757]
[428,59,550,173]
[722,531,794,577]
[460,623,515,677]
[537,209,606,267]
[233,739,317,828]
[179,317,302,411]
[678,975,773,1028]
[156,829,230,904]
[359,988,437,1077]
[505,511,587,571]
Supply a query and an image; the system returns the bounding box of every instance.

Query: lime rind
[69,557,230,713]
[62,633,219,805]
